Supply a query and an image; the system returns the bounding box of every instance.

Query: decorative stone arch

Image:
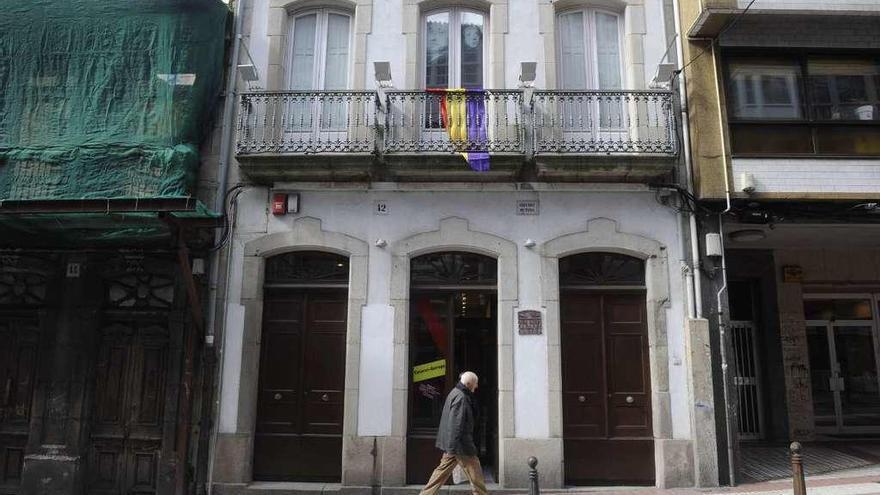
[233,217,369,482]
[385,217,518,484]
[540,217,675,482]
[402,0,508,88]
[265,0,373,89]
[538,0,648,89]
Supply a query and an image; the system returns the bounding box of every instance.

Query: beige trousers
[419,453,488,495]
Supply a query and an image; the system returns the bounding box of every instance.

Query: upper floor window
[725,53,880,156]
[424,8,487,88]
[287,9,352,90]
[556,9,623,90]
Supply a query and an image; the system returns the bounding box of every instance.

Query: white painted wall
[733,158,880,195]
[217,186,692,441]
[241,0,671,90]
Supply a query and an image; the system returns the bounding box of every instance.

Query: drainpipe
[670,0,702,320]
[206,0,247,492]
[670,1,736,485]
[708,39,736,486]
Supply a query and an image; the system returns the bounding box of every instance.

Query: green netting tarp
[0,0,229,201]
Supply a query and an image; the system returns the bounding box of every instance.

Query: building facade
[0,2,228,494]
[679,0,880,484]
[208,0,721,491]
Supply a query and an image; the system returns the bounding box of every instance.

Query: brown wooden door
[561,292,654,485]
[0,318,39,495]
[87,320,174,495]
[253,289,347,481]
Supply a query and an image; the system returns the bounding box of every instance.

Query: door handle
[3,376,12,407]
[274,393,282,400]
[321,393,329,402]
[626,396,634,404]
[578,395,586,403]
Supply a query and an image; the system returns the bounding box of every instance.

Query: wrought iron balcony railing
[532,90,677,154]
[237,91,378,154]
[384,90,525,154]
[237,89,677,157]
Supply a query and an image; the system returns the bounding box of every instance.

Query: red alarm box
[271,193,287,215]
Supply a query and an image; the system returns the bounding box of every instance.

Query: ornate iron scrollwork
[559,252,645,287]
[264,251,349,285]
[410,252,497,287]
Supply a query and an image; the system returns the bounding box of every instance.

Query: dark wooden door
[87,320,175,495]
[561,292,654,485]
[0,318,39,495]
[253,289,347,481]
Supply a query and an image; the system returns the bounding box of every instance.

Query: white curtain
[558,11,587,90]
[595,12,621,90]
[324,13,350,90]
[290,14,317,90]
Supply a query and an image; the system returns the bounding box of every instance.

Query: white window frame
[285,8,354,90]
[554,8,625,90]
[420,7,490,89]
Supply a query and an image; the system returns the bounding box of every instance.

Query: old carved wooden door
[0,318,39,495]
[560,292,653,485]
[87,258,182,495]
[87,319,178,495]
[253,289,347,481]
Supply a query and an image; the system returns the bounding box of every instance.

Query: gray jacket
[435,383,477,456]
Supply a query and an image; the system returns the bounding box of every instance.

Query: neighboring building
[208,0,721,492]
[679,0,880,485]
[0,1,228,494]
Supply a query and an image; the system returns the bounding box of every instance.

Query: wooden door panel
[0,319,40,495]
[254,289,347,481]
[88,321,171,495]
[561,291,653,485]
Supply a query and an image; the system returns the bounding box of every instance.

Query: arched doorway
[406,252,499,484]
[559,252,654,485]
[252,251,349,481]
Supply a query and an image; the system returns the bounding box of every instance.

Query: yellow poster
[412,359,446,383]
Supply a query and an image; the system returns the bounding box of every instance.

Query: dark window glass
[815,126,880,155]
[559,252,645,287]
[728,58,804,120]
[808,57,880,121]
[264,251,349,285]
[411,252,497,287]
[726,53,880,156]
[729,124,814,155]
[728,281,756,321]
[804,299,873,321]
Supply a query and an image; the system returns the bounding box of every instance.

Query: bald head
[460,371,479,392]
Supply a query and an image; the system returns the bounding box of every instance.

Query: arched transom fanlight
[264,251,349,285]
[559,252,645,287]
[411,252,497,287]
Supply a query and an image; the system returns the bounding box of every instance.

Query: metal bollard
[790,442,806,495]
[528,456,540,495]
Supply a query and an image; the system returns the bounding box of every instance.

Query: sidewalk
[541,465,880,495]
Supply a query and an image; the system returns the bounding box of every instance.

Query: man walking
[420,371,488,495]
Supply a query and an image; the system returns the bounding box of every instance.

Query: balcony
[236,89,678,183]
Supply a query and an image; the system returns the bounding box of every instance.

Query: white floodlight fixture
[519,62,537,87]
[374,61,393,88]
[237,64,260,82]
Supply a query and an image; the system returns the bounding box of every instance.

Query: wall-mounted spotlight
[519,62,537,88]
[374,61,393,88]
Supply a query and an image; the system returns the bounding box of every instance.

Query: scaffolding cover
[0,0,229,202]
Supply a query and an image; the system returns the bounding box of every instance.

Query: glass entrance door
[805,296,880,433]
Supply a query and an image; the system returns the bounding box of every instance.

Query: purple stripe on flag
[466,93,490,172]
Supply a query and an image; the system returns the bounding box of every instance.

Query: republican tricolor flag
[428,88,490,172]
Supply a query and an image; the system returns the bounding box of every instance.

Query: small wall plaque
[516,200,539,216]
[374,200,389,215]
[518,310,542,335]
[782,265,803,283]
